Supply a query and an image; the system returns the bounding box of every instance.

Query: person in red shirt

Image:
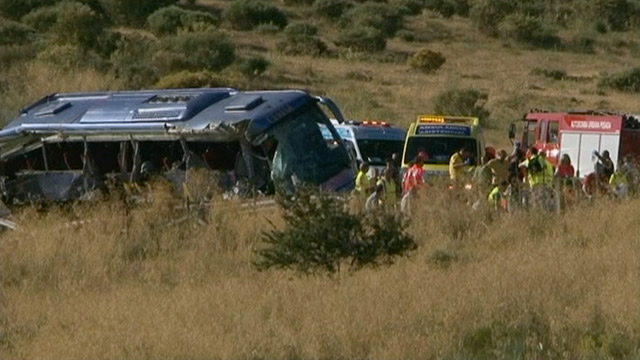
[402,152,427,195]
[555,154,575,178]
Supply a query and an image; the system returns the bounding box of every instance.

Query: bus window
[548,121,559,143]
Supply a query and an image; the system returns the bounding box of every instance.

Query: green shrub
[425,0,455,17]
[37,44,107,70]
[433,88,490,120]
[282,0,314,5]
[147,6,218,36]
[109,33,157,89]
[596,0,635,31]
[223,0,287,30]
[99,0,179,26]
[0,0,50,19]
[155,70,230,89]
[255,22,281,34]
[425,0,470,17]
[531,67,567,80]
[154,30,235,74]
[0,18,36,45]
[254,187,417,274]
[313,0,353,19]
[469,0,517,36]
[285,23,318,37]
[336,26,386,52]
[277,23,328,56]
[0,44,38,66]
[276,36,328,56]
[50,1,106,48]
[396,29,415,41]
[391,0,424,15]
[409,49,446,73]
[498,13,560,48]
[599,67,640,93]
[341,2,405,37]
[238,56,269,78]
[21,6,59,32]
[564,33,596,54]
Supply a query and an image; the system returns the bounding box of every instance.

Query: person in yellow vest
[609,161,629,198]
[377,167,397,210]
[449,146,472,182]
[355,162,372,201]
[487,181,509,210]
[519,147,554,209]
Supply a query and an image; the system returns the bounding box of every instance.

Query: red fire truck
[509,110,640,177]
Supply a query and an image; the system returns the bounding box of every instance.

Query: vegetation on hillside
[1,0,640,135]
[0,185,638,359]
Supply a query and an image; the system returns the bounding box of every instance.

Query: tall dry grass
[1,183,638,360]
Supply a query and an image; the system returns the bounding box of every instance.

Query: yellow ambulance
[401,115,485,176]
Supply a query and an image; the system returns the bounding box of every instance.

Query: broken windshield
[268,104,351,190]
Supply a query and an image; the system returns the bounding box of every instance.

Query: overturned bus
[0,88,355,203]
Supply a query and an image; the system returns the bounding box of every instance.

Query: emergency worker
[377,167,397,209]
[609,160,629,198]
[487,181,509,210]
[355,162,372,200]
[449,146,471,182]
[403,154,425,194]
[519,147,554,209]
[594,150,615,179]
[487,149,509,185]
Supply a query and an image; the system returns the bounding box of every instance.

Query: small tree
[0,18,35,45]
[313,0,353,19]
[409,49,446,73]
[276,23,328,56]
[335,26,386,52]
[254,187,417,274]
[154,29,235,74]
[433,88,490,120]
[147,6,218,36]
[99,0,179,26]
[223,0,287,30]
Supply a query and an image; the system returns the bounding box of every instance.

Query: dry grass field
[2,0,640,358]
[1,185,639,359]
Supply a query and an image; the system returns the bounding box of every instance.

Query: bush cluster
[277,23,328,56]
[254,187,417,274]
[99,0,179,26]
[340,3,404,37]
[498,13,560,48]
[336,26,386,52]
[0,18,35,45]
[433,88,490,120]
[147,6,218,36]
[313,0,352,19]
[425,0,470,17]
[223,0,287,30]
[599,67,640,93]
[238,56,270,78]
[154,30,236,74]
[409,49,446,73]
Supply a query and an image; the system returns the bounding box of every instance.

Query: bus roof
[0,88,314,142]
